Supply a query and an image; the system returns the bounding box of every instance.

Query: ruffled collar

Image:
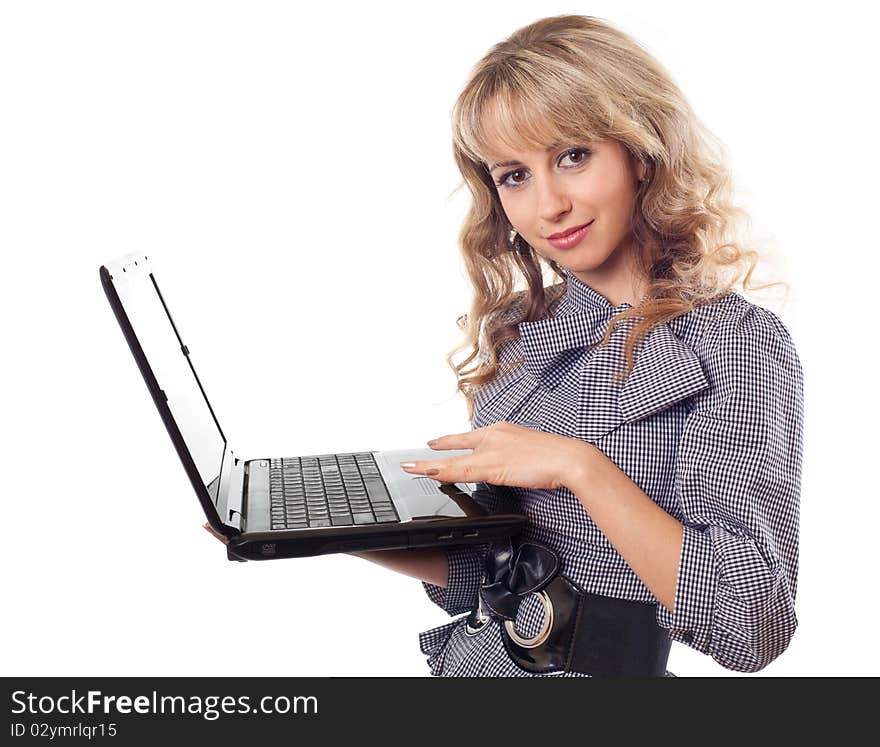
[516,269,710,431]
[553,268,638,315]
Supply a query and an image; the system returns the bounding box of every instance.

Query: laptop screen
[108,256,226,503]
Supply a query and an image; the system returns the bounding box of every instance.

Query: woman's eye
[498,169,527,187]
[495,148,591,190]
[561,148,591,166]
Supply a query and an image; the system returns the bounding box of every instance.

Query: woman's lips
[547,220,594,249]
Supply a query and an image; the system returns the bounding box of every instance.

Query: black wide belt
[464,537,672,677]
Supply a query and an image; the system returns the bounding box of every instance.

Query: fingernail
[427,439,438,447]
[400,462,416,469]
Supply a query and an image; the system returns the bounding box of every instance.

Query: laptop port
[462,530,479,538]
[436,532,454,540]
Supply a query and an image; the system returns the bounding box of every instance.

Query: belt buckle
[503,590,554,648]
[499,574,582,674]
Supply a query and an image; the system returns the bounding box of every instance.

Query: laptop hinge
[225,457,245,531]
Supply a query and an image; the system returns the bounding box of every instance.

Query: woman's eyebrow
[488,141,569,172]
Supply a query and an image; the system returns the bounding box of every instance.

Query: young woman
[348,14,804,677]
[209,14,803,677]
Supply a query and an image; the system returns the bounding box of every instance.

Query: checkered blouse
[418,268,804,676]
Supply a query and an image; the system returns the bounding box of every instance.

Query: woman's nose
[535,177,572,221]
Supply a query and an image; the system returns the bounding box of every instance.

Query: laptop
[99,252,527,562]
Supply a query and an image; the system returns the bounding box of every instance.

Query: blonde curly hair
[444,14,788,423]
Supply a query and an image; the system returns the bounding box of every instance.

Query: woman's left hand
[400,421,593,491]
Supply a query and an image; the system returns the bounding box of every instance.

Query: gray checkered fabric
[418,268,804,676]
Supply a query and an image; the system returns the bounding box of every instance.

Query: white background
[2,0,877,677]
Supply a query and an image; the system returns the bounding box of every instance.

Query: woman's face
[483,132,648,305]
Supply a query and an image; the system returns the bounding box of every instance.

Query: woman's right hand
[203,522,229,545]
[202,524,446,586]
[203,522,360,557]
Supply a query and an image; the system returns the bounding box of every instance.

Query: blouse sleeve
[421,545,488,616]
[654,304,804,672]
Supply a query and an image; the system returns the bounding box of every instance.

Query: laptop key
[364,480,390,503]
[352,512,376,524]
[330,515,353,526]
[308,518,331,527]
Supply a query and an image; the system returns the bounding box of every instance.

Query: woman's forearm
[348,547,449,588]
[566,442,682,613]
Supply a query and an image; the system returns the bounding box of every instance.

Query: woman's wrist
[561,439,598,492]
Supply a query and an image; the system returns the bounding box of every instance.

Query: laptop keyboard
[269,452,400,530]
